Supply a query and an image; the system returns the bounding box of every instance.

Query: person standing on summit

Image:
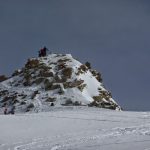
[39,46,48,57]
[43,46,48,56]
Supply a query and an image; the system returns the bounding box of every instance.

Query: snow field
[0,107,150,150]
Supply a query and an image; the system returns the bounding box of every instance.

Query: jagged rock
[58,63,67,70]
[38,63,52,70]
[1,96,10,103]
[91,70,102,82]
[34,77,45,85]
[0,90,8,96]
[39,70,53,77]
[62,67,72,78]
[44,79,61,91]
[78,83,87,92]
[1,94,17,104]
[25,59,39,69]
[58,58,71,63]
[76,65,88,75]
[26,103,34,112]
[85,62,91,69]
[44,79,53,90]
[54,75,67,83]
[12,69,22,77]
[63,79,84,89]
[0,75,8,82]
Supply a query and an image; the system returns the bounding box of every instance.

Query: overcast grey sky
[0,0,150,111]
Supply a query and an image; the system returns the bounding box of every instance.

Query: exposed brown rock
[76,65,88,75]
[38,63,52,71]
[44,79,53,90]
[54,75,67,83]
[44,79,61,91]
[34,77,45,85]
[63,79,84,89]
[62,67,72,78]
[91,70,102,82]
[25,59,39,69]
[39,70,53,77]
[78,84,87,92]
[58,63,67,70]
[0,75,8,82]
[58,58,71,63]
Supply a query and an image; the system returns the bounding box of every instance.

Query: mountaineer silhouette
[39,46,49,57]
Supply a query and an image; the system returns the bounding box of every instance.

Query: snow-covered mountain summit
[0,53,121,112]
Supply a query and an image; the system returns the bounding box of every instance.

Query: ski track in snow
[6,125,150,150]
[0,109,150,150]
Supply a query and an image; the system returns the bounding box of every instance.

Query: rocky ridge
[0,53,121,112]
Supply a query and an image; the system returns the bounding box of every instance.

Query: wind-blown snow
[0,107,150,150]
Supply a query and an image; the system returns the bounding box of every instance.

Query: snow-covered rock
[0,53,121,112]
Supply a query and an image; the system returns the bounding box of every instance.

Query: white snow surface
[0,107,150,150]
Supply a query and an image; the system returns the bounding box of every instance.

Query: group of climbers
[38,46,49,57]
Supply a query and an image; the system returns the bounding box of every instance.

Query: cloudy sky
[0,0,150,111]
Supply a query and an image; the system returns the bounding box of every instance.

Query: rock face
[0,54,121,112]
[0,75,8,82]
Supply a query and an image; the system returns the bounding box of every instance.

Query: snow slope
[0,107,150,150]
